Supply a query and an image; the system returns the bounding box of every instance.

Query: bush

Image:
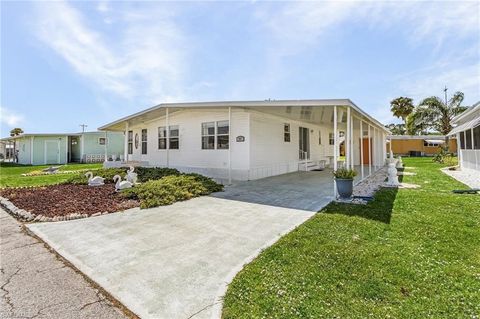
[135,167,181,182]
[64,168,128,184]
[332,168,357,179]
[433,147,456,166]
[121,174,223,209]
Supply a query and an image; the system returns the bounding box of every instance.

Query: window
[284,124,291,142]
[201,121,229,149]
[423,141,440,147]
[329,133,335,145]
[158,127,167,149]
[98,137,107,145]
[202,122,215,149]
[319,131,322,145]
[217,121,229,149]
[128,131,133,154]
[141,129,147,154]
[169,125,179,149]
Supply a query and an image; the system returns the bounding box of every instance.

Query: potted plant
[333,168,357,199]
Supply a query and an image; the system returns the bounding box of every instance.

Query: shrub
[64,168,128,184]
[332,168,357,179]
[121,174,223,209]
[135,167,181,182]
[184,173,224,193]
[433,147,456,166]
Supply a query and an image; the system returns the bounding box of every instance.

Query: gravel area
[0,208,130,319]
[353,167,388,197]
[0,184,139,218]
[441,168,480,189]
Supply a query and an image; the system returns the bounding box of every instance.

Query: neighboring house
[388,135,457,156]
[99,99,389,182]
[2,131,124,165]
[448,101,480,171]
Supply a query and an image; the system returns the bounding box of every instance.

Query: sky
[1,0,479,137]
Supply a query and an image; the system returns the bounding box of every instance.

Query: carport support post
[368,124,372,176]
[456,132,462,169]
[228,106,232,185]
[166,107,170,167]
[333,105,338,198]
[346,106,350,168]
[124,122,129,162]
[360,120,364,179]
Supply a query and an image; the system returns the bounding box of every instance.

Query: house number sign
[236,136,245,142]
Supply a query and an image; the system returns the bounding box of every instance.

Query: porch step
[298,160,326,171]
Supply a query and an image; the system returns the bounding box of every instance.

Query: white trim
[346,106,350,168]
[368,124,372,176]
[166,107,170,167]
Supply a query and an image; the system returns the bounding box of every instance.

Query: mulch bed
[0,184,139,217]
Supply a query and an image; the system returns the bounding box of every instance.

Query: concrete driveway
[27,196,315,319]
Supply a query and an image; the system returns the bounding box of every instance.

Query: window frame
[284,123,291,142]
[329,132,335,145]
[98,137,107,145]
[201,121,229,150]
[169,125,179,150]
[127,131,133,154]
[141,129,147,155]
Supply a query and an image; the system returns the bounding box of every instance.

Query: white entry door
[45,140,60,164]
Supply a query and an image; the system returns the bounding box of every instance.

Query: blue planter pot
[335,178,353,199]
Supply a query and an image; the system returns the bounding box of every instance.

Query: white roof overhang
[448,117,480,136]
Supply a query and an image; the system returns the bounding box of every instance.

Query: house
[99,99,389,183]
[388,135,457,156]
[448,101,480,171]
[3,131,124,165]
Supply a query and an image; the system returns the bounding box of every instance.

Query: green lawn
[223,158,480,318]
[0,162,103,188]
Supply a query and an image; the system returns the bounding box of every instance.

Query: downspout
[228,106,232,185]
[166,107,169,167]
[333,105,338,198]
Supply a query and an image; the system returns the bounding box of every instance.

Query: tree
[10,128,24,137]
[390,97,415,125]
[414,91,467,150]
[385,123,406,135]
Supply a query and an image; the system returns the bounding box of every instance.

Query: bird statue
[113,175,133,191]
[85,171,105,186]
[125,166,138,184]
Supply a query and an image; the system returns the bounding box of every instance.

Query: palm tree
[10,128,24,137]
[414,91,467,150]
[390,97,415,127]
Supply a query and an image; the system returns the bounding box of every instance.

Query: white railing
[460,149,480,171]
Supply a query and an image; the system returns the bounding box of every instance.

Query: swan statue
[85,171,105,186]
[125,166,138,184]
[113,175,133,191]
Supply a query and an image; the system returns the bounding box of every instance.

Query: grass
[223,158,480,318]
[0,162,103,188]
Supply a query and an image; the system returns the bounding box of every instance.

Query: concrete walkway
[0,208,127,319]
[213,170,335,211]
[27,197,315,319]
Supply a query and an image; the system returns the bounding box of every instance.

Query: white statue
[85,171,105,186]
[125,166,138,184]
[396,156,403,169]
[113,175,133,191]
[386,162,400,186]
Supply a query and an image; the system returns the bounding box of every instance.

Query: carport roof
[99,99,389,133]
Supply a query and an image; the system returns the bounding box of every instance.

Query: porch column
[382,132,387,165]
[350,114,354,169]
[360,120,364,179]
[104,131,108,161]
[346,106,351,168]
[166,107,170,167]
[368,124,372,176]
[80,135,84,163]
[456,132,462,169]
[373,127,377,170]
[30,136,34,165]
[124,122,129,162]
[228,106,232,185]
[333,105,338,198]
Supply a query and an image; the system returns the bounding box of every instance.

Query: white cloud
[0,107,24,127]
[34,1,187,103]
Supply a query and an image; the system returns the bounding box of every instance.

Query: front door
[361,138,372,164]
[299,127,310,160]
[45,140,59,164]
